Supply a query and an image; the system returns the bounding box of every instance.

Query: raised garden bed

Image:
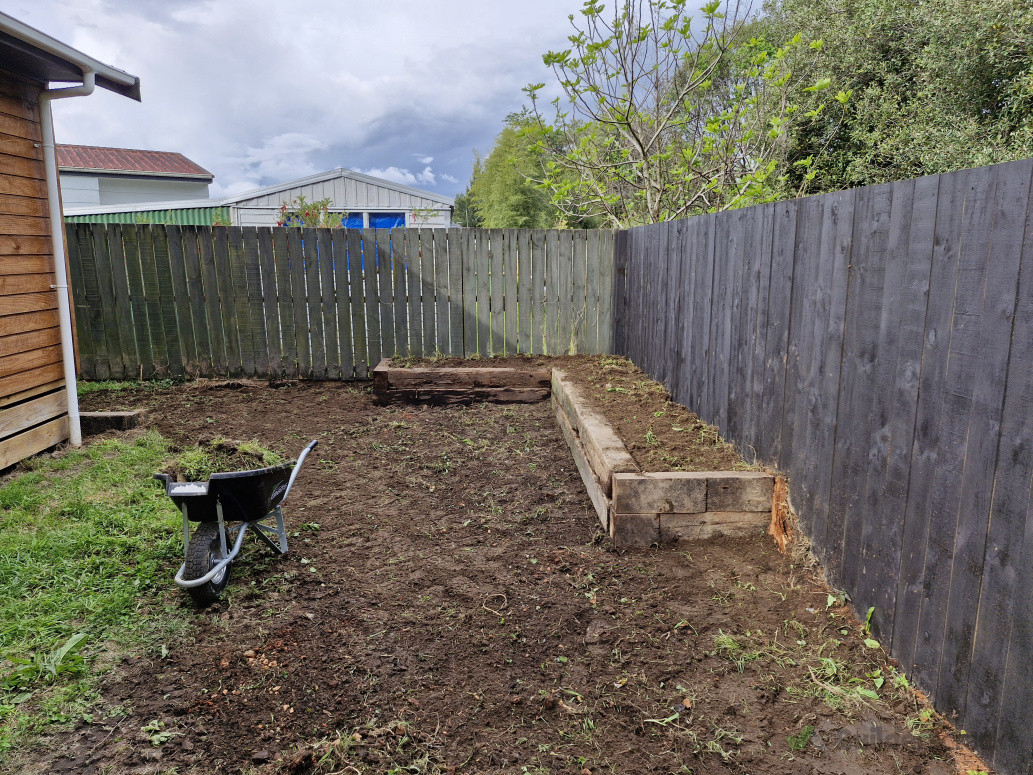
[372,357,551,404]
[374,355,775,548]
[553,368,774,547]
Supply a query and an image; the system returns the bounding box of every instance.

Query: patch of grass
[0,431,189,758]
[787,725,814,750]
[76,379,177,396]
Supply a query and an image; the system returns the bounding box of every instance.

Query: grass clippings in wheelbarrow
[162,437,287,482]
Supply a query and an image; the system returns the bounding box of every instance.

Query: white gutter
[39,71,96,447]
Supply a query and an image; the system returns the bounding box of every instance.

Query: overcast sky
[9,0,589,200]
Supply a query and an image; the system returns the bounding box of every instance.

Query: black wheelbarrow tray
[153,440,317,605]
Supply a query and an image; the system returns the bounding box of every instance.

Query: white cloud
[234,133,327,182]
[359,164,438,188]
[361,166,420,186]
[13,0,589,196]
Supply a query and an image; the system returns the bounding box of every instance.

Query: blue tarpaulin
[369,212,405,229]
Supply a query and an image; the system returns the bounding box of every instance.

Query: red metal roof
[56,144,213,179]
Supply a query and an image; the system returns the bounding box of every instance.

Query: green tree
[763,0,1033,192]
[277,196,342,227]
[464,112,575,228]
[525,0,837,226]
[452,185,482,227]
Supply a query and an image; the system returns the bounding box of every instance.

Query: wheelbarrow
[154,440,318,605]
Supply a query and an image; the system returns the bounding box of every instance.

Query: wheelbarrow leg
[181,503,191,559]
[252,505,289,555]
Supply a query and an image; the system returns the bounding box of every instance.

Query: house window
[343,212,364,229]
[369,212,405,229]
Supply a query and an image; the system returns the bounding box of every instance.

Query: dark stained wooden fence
[614,158,1033,775]
[67,225,615,379]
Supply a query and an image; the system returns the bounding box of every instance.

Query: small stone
[252,750,273,763]
[243,650,256,658]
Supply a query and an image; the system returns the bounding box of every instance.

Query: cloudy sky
[9,0,589,200]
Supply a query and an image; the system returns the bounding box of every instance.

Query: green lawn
[0,431,188,757]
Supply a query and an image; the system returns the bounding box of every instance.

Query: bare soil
[390,355,745,472]
[13,377,974,774]
[558,357,747,473]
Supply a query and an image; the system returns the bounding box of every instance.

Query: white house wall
[59,172,209,207]
[59,175,100,206]
[98,177,210,205]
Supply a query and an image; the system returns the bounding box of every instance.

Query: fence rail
[614,158,1033,775]
[67,224,615,380]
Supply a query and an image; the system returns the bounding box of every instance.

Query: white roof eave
[0,12,140,100]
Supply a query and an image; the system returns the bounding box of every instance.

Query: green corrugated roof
[63,207,228,226]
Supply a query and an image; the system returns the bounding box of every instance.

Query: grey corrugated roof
[222,168,455,207]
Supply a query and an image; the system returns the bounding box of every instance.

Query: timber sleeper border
[552,369,775,548]
[372,359,551,405]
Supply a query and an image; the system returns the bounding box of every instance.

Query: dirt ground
[557,357,747,473]
[390,355,746,472]
[14,373,976,774]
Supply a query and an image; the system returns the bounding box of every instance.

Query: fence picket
[347,229,369,376]
[373,229,394,359]
[243,227,270,377]
[362,229,382,366]
[286,228,309,377]
[121,226,153,378]
[503,229,518,354]
[200,227,229,376]
[257,228,282,377]
[445,229,463,355]
[181,227,210,376]
[404,229,424,358]
[517,230,532,353]
[272,228,296,376]
[488,229,505,354]
[331,229,354,378]
[318,228,340,377]
[461,230,477,356]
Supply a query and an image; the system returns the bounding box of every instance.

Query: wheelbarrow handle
[283,439,318,503]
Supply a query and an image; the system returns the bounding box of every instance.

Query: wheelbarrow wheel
[184,522,231,606]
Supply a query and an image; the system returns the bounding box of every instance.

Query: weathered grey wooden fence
[614,158,1033,775]
[67,225,615,380]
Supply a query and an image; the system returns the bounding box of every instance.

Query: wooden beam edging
[372,358,551,404]
[551,368,776,548]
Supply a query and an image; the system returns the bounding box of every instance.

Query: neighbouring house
[0,11,139,469]
[58,144,213,207]
[63,167,455,228]
[225,167,454,228]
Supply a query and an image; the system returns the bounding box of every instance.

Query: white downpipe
[39,70,96,447]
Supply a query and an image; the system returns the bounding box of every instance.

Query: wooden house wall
[0,69,68,469]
